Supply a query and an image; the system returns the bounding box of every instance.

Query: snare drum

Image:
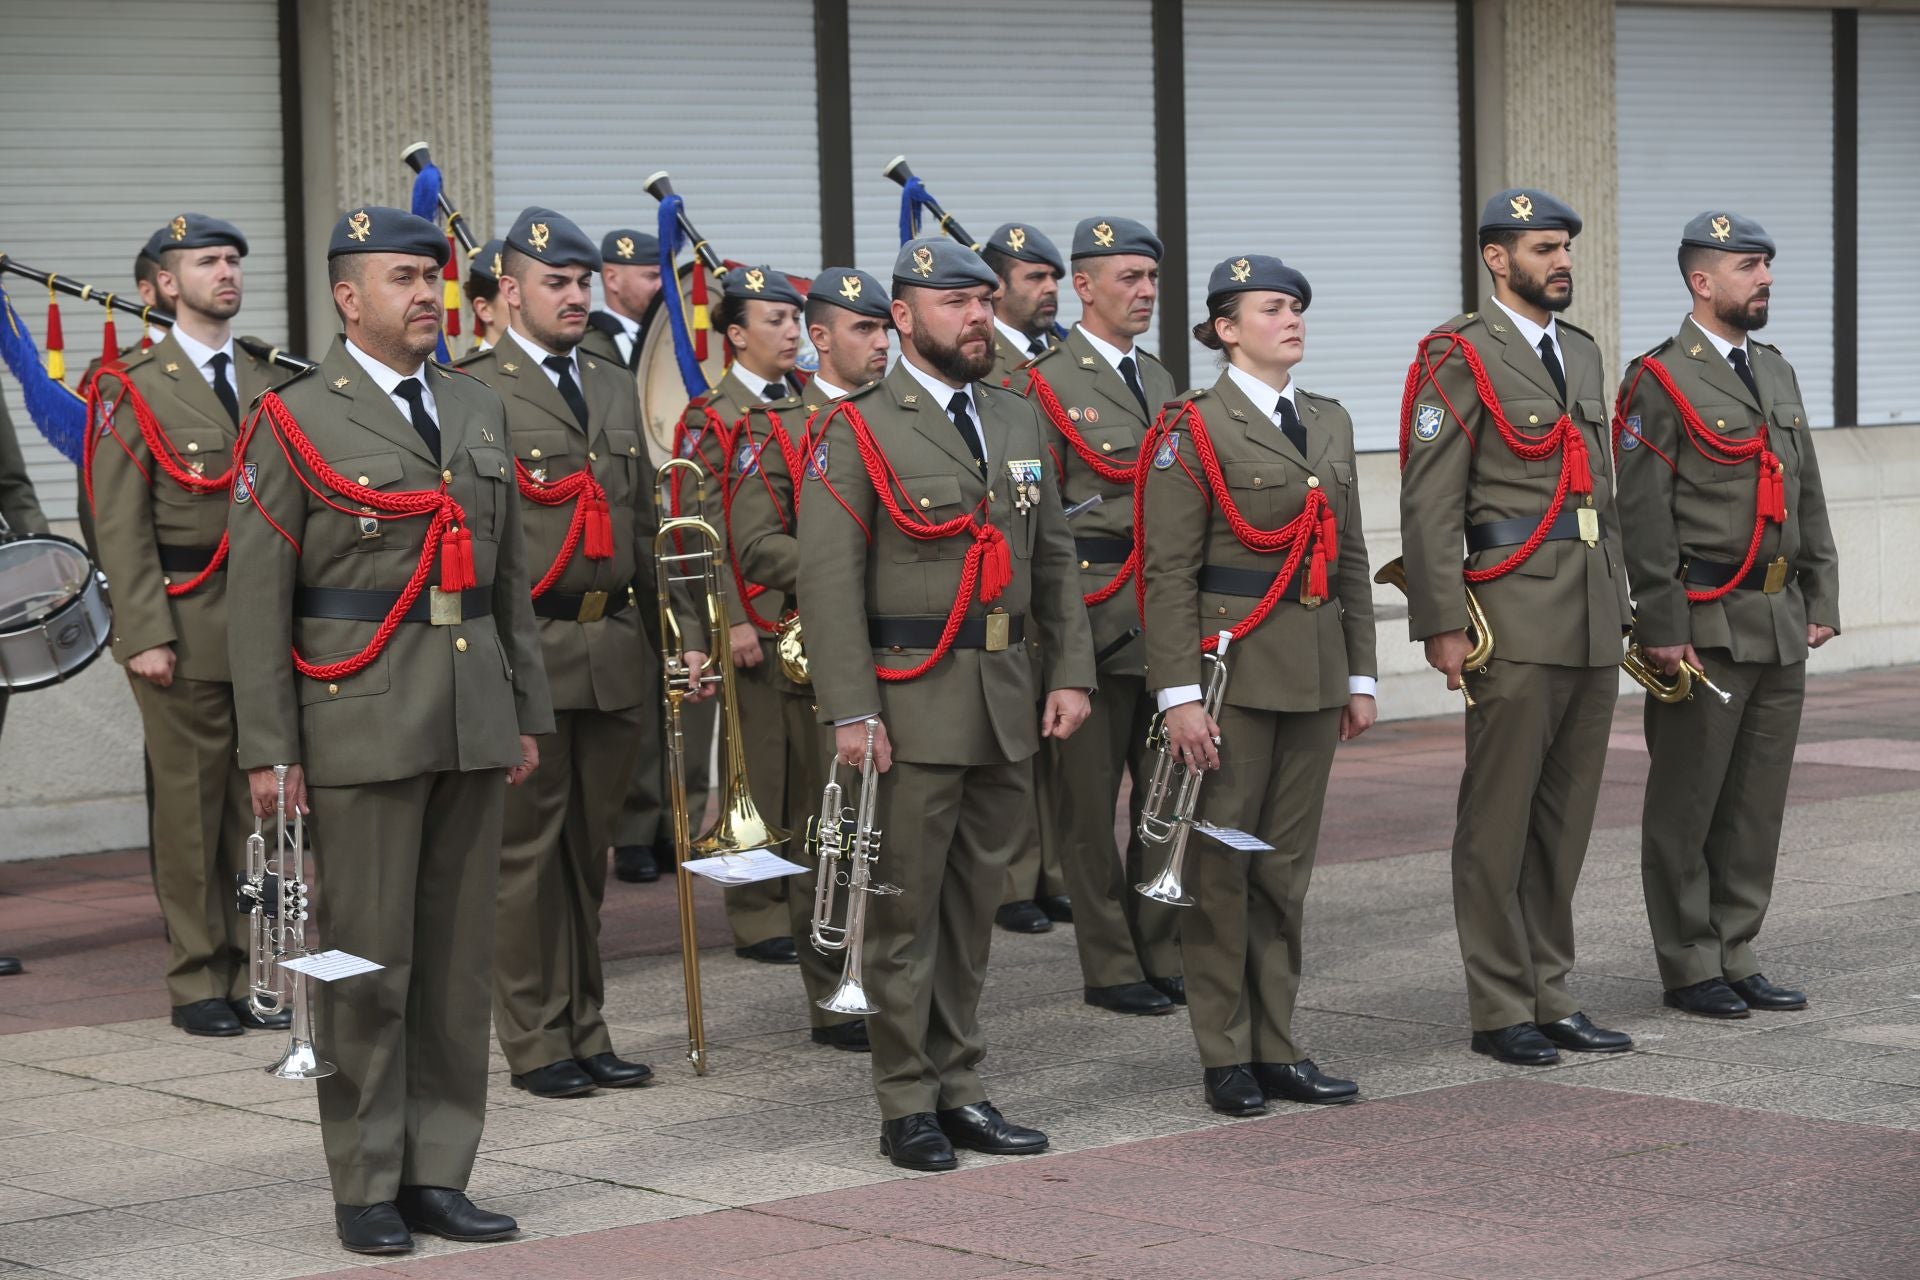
[0,534,111,691]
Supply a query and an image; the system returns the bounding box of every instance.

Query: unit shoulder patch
[1413,403,1446,442]
[1152,429,1182,470]
[1619,414,1643,451]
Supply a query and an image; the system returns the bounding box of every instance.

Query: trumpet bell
[817,975,879,1017]
[266,1036,334,1081]
[1135,866,1195,907]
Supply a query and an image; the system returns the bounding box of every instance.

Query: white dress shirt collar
[344,339,437,422]
[898,353,978,443]
[1492,296,1563,369]
[1690,316,1748,362]
[808,373,849,403]
[505,325,575,385]
[995,317,1045,359]
[728,359,788,402]
[1074,322,1135,373]
[167,325,236,389]
[1225,363,1298,422]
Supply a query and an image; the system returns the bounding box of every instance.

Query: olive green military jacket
[227,338,553,787]
[93,331,282,682]
[988,326,1055,390]
[796,360,1096,766]
[456,334,689,712]
[1023,326,1174,679]
[674,364,772,610]
[1614,316,1839,665]
[0,397,49,536]
[1142,372,1376,711]
[1399,311,1631,668]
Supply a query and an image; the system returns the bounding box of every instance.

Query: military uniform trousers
[493,704,643,1073]
[776,679,858,1027]
[1642,650,1804,989]
[1043,672,1181,986]
[862,756,1029,1119]
[311,767,504,1205]
[1186,705,1340,1068]
[722,646,801,949]
[1453,658,1616,1030]
[1005,660,1067,906]
[128,673,250,1006]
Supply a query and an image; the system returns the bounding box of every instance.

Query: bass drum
[0,533,111,691]
[635,261,815,462]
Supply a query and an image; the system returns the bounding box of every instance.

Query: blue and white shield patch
[735,440,761,477]
[1153,430,1181,470]
[1620,414,1643,451]
[679,429,702,459]
[1414,404,1445,442]
[806,439,830,480]
[233,462,257,504]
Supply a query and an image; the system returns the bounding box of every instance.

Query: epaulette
[433,357,481,379]
[1557,317,1596,342]
[1753,339,1782,355]
[1298,388,1344,409]
[113,344,160,376]
[1171,387,1209,406]
[1027,342,1064,369]
[1429,312,1477,336]
[1627,335,1675,367]
[451,347,490,370]
[1138,347,1169,371]
[843,378,884,401]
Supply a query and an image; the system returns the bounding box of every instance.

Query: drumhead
[0,535,93,632]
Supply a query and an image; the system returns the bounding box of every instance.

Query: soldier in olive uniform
[798,239,1095,1172]
[1615,212,1840,1019]
[1020,216,1182,1015]
[983,221,1064,389]
[727,266,893,1051]
[90,213,292,1039]
[586,227,661,371]
[77,228,175,565]
[228,208,553,1255]
[1144,255,1375,1115]
[674,266,808,963]
[1398,189,1633,1065]
[463,239,505,356]
[457,207,708,1097]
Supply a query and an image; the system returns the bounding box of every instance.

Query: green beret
[327,207,447,266]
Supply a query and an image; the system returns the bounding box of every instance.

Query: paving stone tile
[478,1130,715,1183]
[0,1186,97,1227]
[118,1181,338,1235]
[1568,1053,1788,1098]
[472,1106,623,1152]
[1249,1144,1513,1201]
[1096,1122,1358,1175]
[639,1154,892,1207]
[480,1183,709,1236]
[1732,1226,1920,1279]
[657,1104,870,1153]
[1395,1172,1686,1230]
[0,1208,205,1265]
[1713,1167,1920,1227]
[0,1134,136,1179]
[1231,1201,1522,1263]
[895,1203,1187,1265]
[967,1097,1214,1153]
[40,1234,331,1280]
[35,1044,265,1088]
[1403,1230,1706,1280]
[981,1058,1195,1102]
[143,1068,327,1108]
[713,1234,1043,1280]
[7,1151,274,1209]
[1047,1232,1351,1280]
[0,1030,155,1067]
[1677,1071,1919,1120]
[1392,1119,1673,1172]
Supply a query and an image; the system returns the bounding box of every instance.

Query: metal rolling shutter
[0,0,288,521]
[1616,6,1833,425]
[1184,0,1461,451]
[490,0,822,286]
[845,0,1160,350]
[1857,12,1920,426]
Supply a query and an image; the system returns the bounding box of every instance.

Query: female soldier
[1137,254,1377,1115]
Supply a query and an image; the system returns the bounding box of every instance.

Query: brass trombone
[807,717,897,1016]
[1136,634,1234,907]
[1374,556,1494,707]
[236,764,333,1081]
[1622,629,1733,705]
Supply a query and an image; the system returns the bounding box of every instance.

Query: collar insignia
[502,361,519,373]
[903,393,918,405]
[331,376,350,389]
[164,362,180,374]
[1689,343,1703,356]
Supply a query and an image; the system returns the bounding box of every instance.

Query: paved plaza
[0,666,1913,1277]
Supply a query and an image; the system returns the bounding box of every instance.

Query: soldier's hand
[681,650,715,702]
[1642,643,1699,678]
[1423,629,1473,690]
[728,622,763,668]
[248,764,308,818]
[506,735,540,786]
[836,719,892,773]
[128,644,177,689]
[1041,689,1092,741]
[1163,702,1220,771]
[1340,694,1377,742]
[1808,624,1836,650]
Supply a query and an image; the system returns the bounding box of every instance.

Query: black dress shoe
[734,936,799,964]
[396,1186,517,1242]
[1253,1058,1359,1104]
[511,1059,598,1098]
[810,1020,871,1052]
[1203,1065,1267,1116]
[576,1052,653,1087]
[335,1202,412,1254]
[880,1113,957,1172]
[171,999,244,1037]
[613,844,660,884]
[1728,973,1807,1011]
[1663,977,1750,1019]
[1036,894,1073,924]
[937,1101,1049,1155]
[0,956,21,977]
[1469,1023,1561,1065]
[1539,1011,1633,1053]
[229,999,291,1031]
[994,900,1052,933]
[1084,981,1176,1016]
[1149,975,1187,1005]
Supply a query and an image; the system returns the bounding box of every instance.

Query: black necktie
[764,380,786,402]
[1728,347,1761,403]
[1118,354,1148,416]
[393,377,440,460]
[1276,396,1308,457]
[544,355,590,430]
[1026,336,1047,359]
[208,351,239,426]
[946,392,986,478]
[1536,334,1567,405]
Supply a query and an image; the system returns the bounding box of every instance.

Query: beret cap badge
[743,268,766,293]
[1092,221,1116,248]
[491,250,503,276]
[838,275,862,301]
[1710,215,1732,243]
[615,235,635,259]
[169,215,187,242]
[1229,257,1252,283]
[346,211,372,242]
[529,222,550,252]
[1007,227,1027,252]
[911,246,934,277]
[1509,194,1534,222]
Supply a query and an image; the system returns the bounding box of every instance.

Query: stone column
[1473,0,1620,371]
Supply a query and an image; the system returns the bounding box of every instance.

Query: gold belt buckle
[984,610,1010,652]
[429,587,462,626]
[1762,556,1790,594]
[577,589,609,623]
[1300,581,1323,610]
[1576,505,1600,545]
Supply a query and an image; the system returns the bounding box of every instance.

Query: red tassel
[1760,453,1786,523]
[585,495,613,559]
[1564,423,1593,495]
[45,294,65,381]
[101,317,120,362]
[1308,544,1329,602]
[440,527,477,592]
[1319,507,1339,563]
[139,327,153,351]
[977,528,1012,602]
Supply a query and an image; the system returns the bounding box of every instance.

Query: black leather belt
[1686,556,1792,594]
[1074,536,1132,565]
[1466,509,1608,553]
[533,589,631,622]
[295,584,493,624]
[1198,562,1307,599]
[158,544,221,572]
[870,613,1026,652]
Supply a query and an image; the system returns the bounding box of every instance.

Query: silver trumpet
[807,717,898,1016]
[1136,632,1234,907]
[236,765,333,1080]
